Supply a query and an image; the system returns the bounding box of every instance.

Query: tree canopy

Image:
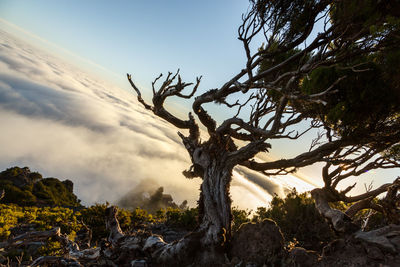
[125,0,400,265]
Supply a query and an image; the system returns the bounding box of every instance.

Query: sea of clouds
[0,29,313,209]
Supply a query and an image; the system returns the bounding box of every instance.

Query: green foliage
[0,202,198,247]
[257,0,400,139]
[0,167,81,207]
[259,43,303,86]
[256,0,323,43]
[300,56,400,136]
[384,143,400,161]
[330,0,400,39]
[79,203,132,243]
[231,206,251,233]
[130,206,154,227]
[79,203,111,243]
[0,203,82,264]
[165,207,198,229]
[33,178,81,207]
[299,0,400,136]
[0,204,82,240]
[34,206,81,234]
[0,181,37,206]
[0,204,23,239]
[252,189,335,251]
[0,167,42,181]
[258,42,308,102]
[37,239,63,256]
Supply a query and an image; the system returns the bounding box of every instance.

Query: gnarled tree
[126,0,400,265]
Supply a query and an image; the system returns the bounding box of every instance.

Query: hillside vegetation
[0,167,391,266]
[0,167,81,207]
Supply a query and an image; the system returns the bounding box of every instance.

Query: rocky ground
[1,167,399,266]
[1,209,399,267]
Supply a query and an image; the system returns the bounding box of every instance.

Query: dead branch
[311,152,400,233]
[345,197,383,218]
[105,206,124,246]
[127,72,201,133]
[311,188,359,234]
[0,226,101,264]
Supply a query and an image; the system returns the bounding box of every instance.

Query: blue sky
[0,0,250,94]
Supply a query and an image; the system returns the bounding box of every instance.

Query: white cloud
[0,29,310,210]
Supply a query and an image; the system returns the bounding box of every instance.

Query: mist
[0,29,311,210]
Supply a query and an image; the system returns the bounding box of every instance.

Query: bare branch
[312,188,359,233]
[105,206,125,245]
[127,72,201,137]
[310,130,325,152]
[228,140,271,166]
[240,138,354,172]
[127,73,153,110]
[151,73,163,95]
[345,197,383,218]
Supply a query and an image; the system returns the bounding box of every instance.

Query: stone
[131,259,147,267]
[365,245,384,260]
[230,219,284,266]
[319,234,400,267]
[289,247,319,267]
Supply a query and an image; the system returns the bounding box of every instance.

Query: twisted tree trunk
[104,149,234,266]
[153,151,233,265]
[311,188,359,234]
[195,156,233,264]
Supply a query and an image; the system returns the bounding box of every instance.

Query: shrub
[165,207,198,229]
[231,206,251,233]
[79,203,133,243]
[252,189,335,251]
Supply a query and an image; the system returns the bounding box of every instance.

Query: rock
[62,179,74,193]
[289,247,319,267]
[230,256,241,266]
[365,245,384,260]
[131,259,147,267]
[320,235,400,267]
[321,238,370,266]
[230,219,284,266]
[354,225,400,253]
[151,223,189,243]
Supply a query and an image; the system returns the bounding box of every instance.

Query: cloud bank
[0,29,312,210]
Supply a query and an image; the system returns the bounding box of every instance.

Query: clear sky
[0,0,250,95]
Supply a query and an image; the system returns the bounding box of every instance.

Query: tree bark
[154,153,233,265]
[103,150,233,266]
[196,157,233,264]
[311,188,359,234]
